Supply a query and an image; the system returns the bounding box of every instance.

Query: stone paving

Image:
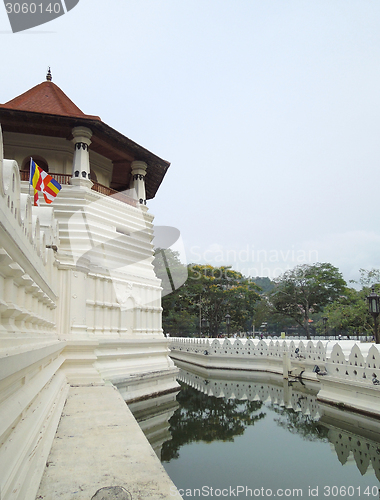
[36,385,178,500]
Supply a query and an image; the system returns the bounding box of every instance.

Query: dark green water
[157,370,380,499]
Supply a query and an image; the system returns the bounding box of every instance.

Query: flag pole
[29,157,32,197]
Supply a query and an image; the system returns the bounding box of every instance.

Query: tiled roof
[0,81,101,121]
[0,78,170,198]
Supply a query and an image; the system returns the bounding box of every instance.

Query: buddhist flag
[33,189,40,207]
[29,159,62,205]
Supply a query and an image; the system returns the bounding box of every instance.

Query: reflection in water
[177,366,321,418]
[162,383,266,462]
[270,403,329,443]
[324,423,380,480]
[174,367,380,482]
[130,365,380,494]
[129,392,179,458]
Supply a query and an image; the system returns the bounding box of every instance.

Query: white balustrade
[169,337,380,389]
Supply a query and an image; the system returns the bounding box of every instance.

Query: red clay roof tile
[0,80,101,121]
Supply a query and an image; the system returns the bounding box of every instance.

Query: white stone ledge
[97,338,171,347]
[0,340,65,381]
[0,355,65,447]
[0,370,69,500]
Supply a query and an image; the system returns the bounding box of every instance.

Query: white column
[131,161,147,205]
[70,126,93,188]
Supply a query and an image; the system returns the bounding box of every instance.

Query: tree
[160,308,198,337]
[153,247,188,298]
[186,265,261,337]
[319,287,372,337]
[356,268,380,288]
[153,249,195,336]
[355,269,380,341]
[153,255,261,337]
[251,276,275,294]
[269,263,346,339]
[252,297,272,333]
[321,268,380,339]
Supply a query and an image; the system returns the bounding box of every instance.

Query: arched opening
[90,168,98,183]
[22,156,49,173]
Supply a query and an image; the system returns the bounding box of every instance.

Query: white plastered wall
[0,124,179,500]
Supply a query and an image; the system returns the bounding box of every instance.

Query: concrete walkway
[36,385,179,499]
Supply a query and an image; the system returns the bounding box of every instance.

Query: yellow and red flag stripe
[29,159,62,205]
[33,189,40,207]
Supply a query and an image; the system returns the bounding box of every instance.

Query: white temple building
[0,72,179,499]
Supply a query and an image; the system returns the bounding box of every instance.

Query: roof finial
[46,67,52,82]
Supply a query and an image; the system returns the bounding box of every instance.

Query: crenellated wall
[169,337,380,417]
[169,337,330,379]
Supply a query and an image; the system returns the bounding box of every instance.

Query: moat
[132,366,380,499]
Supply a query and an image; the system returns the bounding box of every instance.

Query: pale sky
[1,0,380,283]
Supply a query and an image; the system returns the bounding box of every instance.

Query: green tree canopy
[356,268,380,288]
[320,268,380,339]
[269,263,346,339]
[182,264,261,337]
[251,276,275,294]
[153,252,262,337]
[153,247,188,298]
[153,249,195,336]
[320,287,372,337]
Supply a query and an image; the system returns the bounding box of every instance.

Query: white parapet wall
[169,337,331,381]
[169,337,380,417]
[0,125,179,500]
[0,128,68,500]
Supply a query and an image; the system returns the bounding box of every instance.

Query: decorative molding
[75,142,89,151]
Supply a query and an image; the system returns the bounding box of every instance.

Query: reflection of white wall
[171,337,380,419]
[328,427,380,481]
[178,366,320,418]
[129,393,179,459]
[178,364,380,482]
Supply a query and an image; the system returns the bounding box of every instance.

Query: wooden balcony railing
[20,170,71,185]
[20,171,137,207]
